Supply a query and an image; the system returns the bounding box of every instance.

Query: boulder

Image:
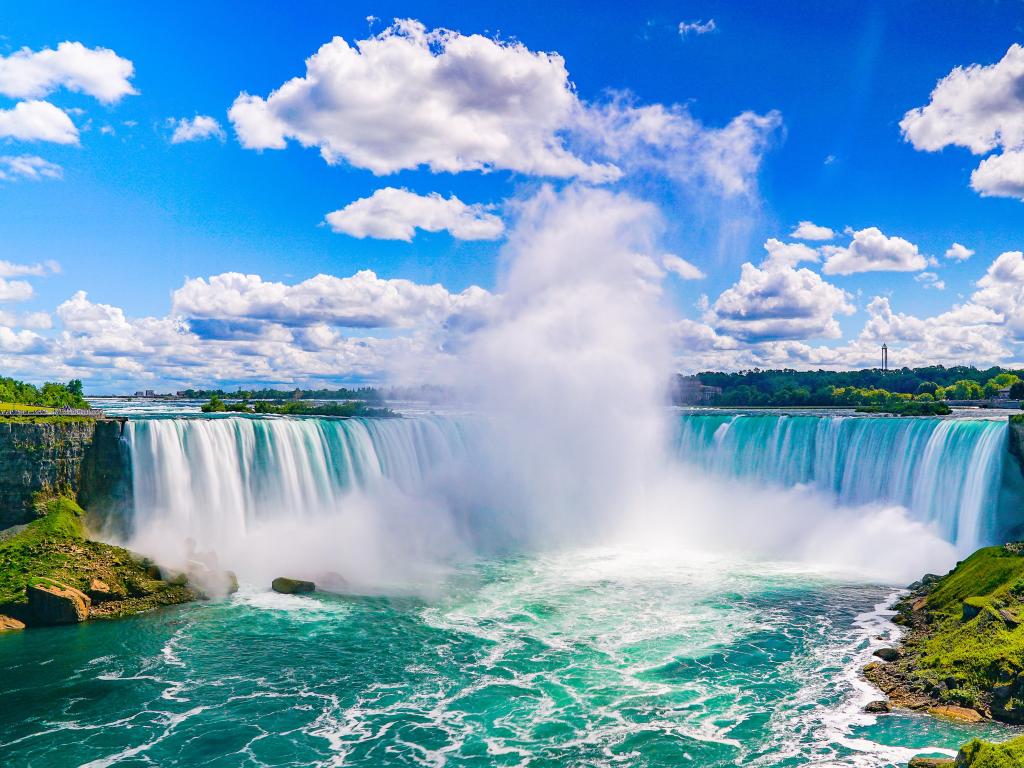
[86,577,120,602]
[962,598,985,621]
[907,758,954,767]
[927,705,983,723]
[272,577,315,595]
[864,700,891,713]
[873,647,901,662]
[317,571,349,593]
[0,615,25,631]
[27,581,91,624]
[999,608,1020,628]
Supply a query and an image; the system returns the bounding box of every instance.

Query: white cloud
[821,226,928,275]
[709,252,854,342]
[228,20,781,197]
[662,254,705,280]
[229,20,616,181]
[789,220,834,241]
[679,19,716,37]
[902,44,1024,202]
[762,237,819,267]
[972,250,1024,338]
[581,99,781,196]
[915,271,945,290]
[970,149,1024,200]
[0,259,59,277]
[0,278,33,303]
[0,41,136,103]
[324,187,504,241]
[0,100,78,144]
[0,154,62,181]
[945,242,975,261]
[901,43,1024,155]
[169,115,226,144]
[171,269,492,332]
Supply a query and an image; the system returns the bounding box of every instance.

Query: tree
[916,381,939,396]
[947,379,984,400]
[1011,381,1024,400]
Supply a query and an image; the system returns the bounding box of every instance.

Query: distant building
[672,375,722,405]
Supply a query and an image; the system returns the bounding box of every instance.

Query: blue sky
[0,2,1023,390]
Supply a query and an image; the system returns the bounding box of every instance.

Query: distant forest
[692,366,1024,408]
[179,387,383,402]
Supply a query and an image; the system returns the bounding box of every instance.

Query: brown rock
[0,615,25,631]
[873,647,901,662]
[999,608,1020,628]
[271,577,315,594]
[27,581,91,624]
[87,577,113,602]
[927,705,983,723]
[907,758,954,767]
[864,699,891,713]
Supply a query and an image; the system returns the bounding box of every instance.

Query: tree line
[0,376,88,409]
[693,366,1024,408]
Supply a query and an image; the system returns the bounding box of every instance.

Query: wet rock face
[271,577,315,594]
[27,581,91,624]
[0,419,129,529]
[990,665,1024,723]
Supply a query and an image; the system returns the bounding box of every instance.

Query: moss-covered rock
[27,579,90,624]
[868,544,1024,723]
[0,494,197,626]
[271,577,315,594]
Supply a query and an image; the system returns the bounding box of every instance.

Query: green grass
[906,546,1024,710]
[956,735,1024,767]
[0,494,194,621]
[0,402,46,412]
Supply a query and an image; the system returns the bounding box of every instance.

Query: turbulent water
[1,411,1022,766]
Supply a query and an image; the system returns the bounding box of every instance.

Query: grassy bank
[0,494,196,623]
[867,545,1024,723]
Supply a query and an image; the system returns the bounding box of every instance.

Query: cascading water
[674,412,1011,551]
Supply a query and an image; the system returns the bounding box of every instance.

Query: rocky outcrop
[0,418,129,529]
[272,577,315,594]
[0,615,24,631]
[27,580,91,624]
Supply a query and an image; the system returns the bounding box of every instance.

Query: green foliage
[185,386,382,402]
[956,735,1024,767]
[903,547,1024,710]
[0,376,89,409]
[691,365,1024,407]
[0,495,85,606]
[200,396,396,418]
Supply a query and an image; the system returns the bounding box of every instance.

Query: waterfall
[123,415,473,547]
[674,412,1010,550]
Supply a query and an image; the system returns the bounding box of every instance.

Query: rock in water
[0,615,25,631]
[907,758,954,767]
[27,581,91,624]
[873,647,900,662]
[864,700,891,713]
[927,705,983,723]
[226,570,239,594]
[272,577,315,595]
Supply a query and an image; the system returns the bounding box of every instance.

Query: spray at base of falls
[674,412,1014,553]
[116,411,1018,589]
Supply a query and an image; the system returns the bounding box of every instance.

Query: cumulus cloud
[679,19,716,37]
[324,187,504,241]
[762,237,819,267]
[0,41,136,103]
[0,278,33,303]
[228,20,780,197]
[789,220,834,241]
[972,250,1024,338]
[821,226,927,275]
[709,248,854,342]
[171,269,492,333]
[0,154,62,181]
[945,242,974,261]
[169,115,225,144]
[662,254,705,280]
[229,19,616,180]
[902,44,1024,201]
[970,149,1024,200]
[0,100,78,144]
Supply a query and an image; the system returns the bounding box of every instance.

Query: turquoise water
[0,549,1015,767]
